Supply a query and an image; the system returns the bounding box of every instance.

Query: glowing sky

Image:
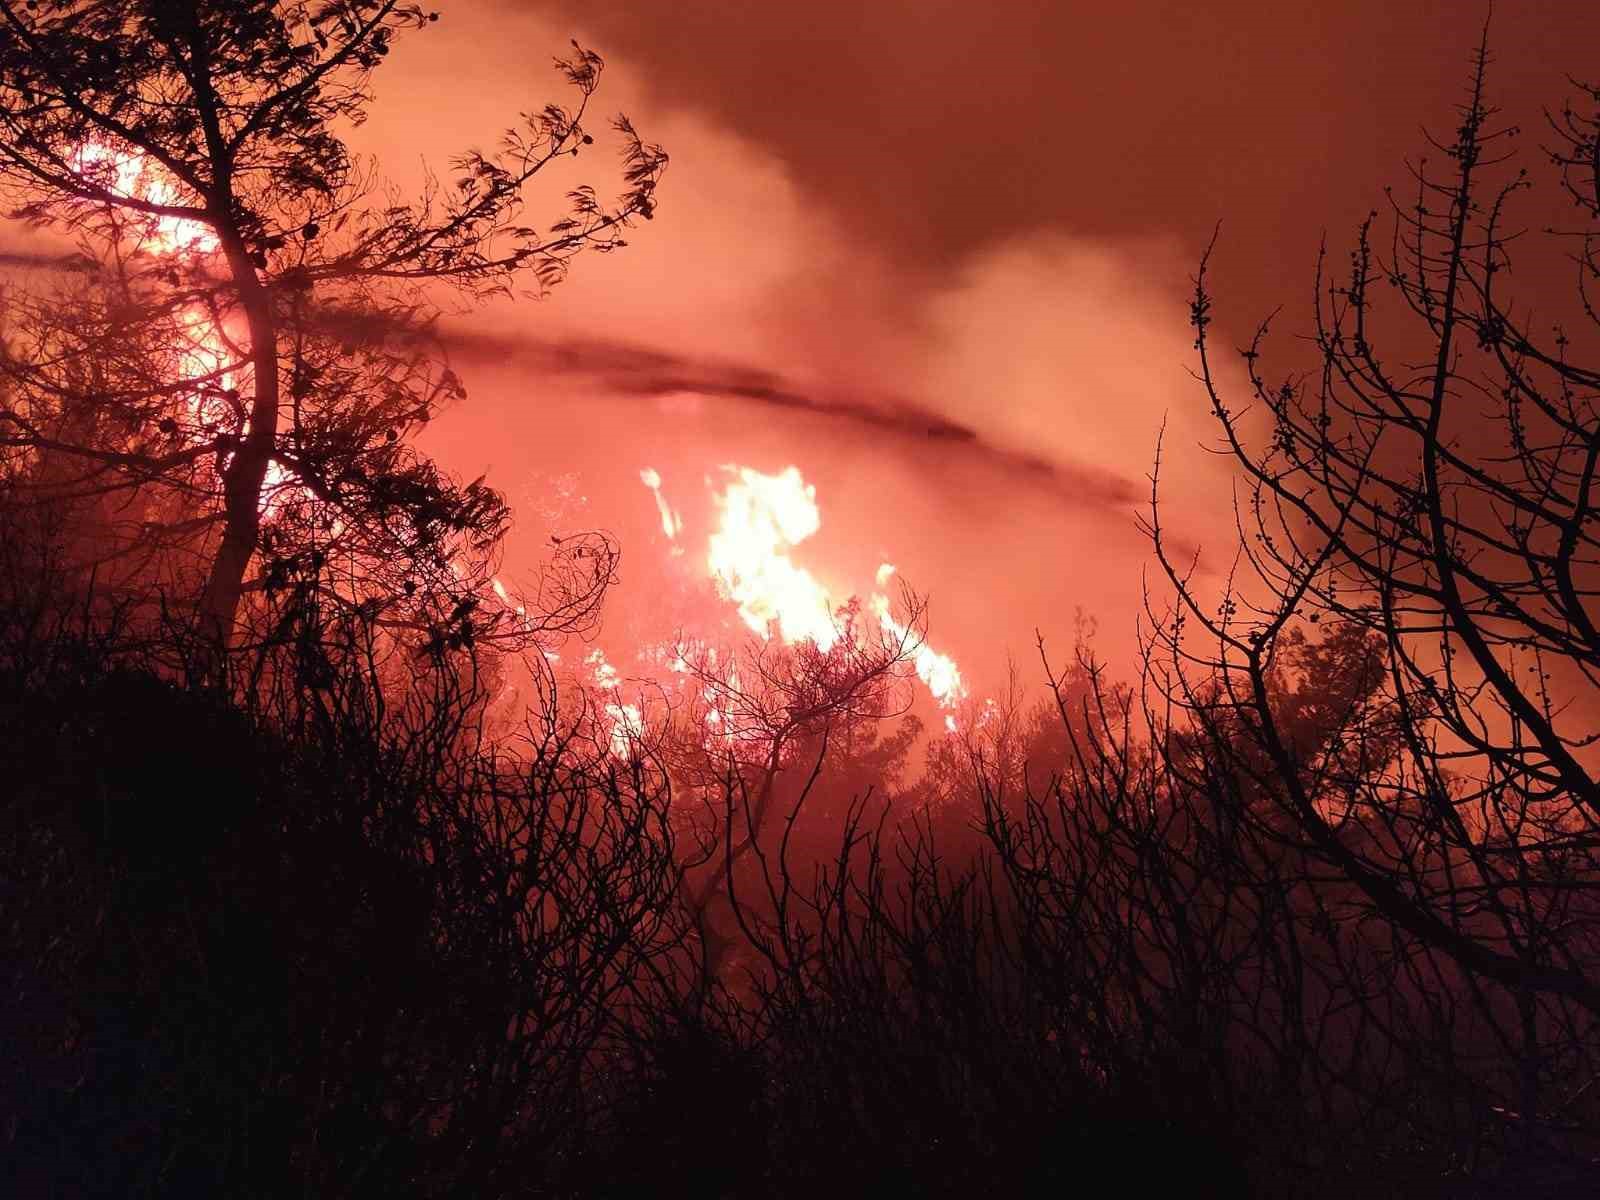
[344,0,1591,694]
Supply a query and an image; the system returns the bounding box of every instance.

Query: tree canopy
[0,1,665,652]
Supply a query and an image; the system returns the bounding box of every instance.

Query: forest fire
[653,463,967,707]
[73,141,304,513]
[588,463,969,758]
[705,464,837,648]
[74,142,217,254]
[9,6,1600,1193]
[638,466,682,542]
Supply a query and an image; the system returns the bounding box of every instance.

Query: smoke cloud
[15,1,1581,694]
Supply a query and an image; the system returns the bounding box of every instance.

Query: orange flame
[639,467,683,540]
[871,588,966,708]
[75,142,217,255]
[590,463,974,760]
[74,143,300,521]
[652,463,968,713]
[706,464,840,649]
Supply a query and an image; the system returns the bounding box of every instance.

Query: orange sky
[349,0,1592,697]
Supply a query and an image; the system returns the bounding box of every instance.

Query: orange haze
[337,0,1590,699]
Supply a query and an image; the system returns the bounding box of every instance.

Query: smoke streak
[431,326,1148,515]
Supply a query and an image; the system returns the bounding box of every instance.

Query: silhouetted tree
[0,1,663,651]
[1154,28,1600,1176]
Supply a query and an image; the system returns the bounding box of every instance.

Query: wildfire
[640,467,683,541]
[74,142,216,255]
[871,590,966,708]
[74,142,296,520]
[581,646,646,758]
[706,464,840,649]
[642,463,968,714]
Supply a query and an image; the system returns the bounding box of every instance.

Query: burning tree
[0,1,664,653]
[1154,31,1600,1157]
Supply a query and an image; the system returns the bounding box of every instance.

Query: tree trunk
[197,261,276,650]
[188,7,278,652]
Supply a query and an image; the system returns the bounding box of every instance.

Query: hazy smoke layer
[16,1,1578,693]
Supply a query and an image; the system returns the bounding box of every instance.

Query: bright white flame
[870,593,967,708]
[707,465,839,649]
[585,647,645,756]
[605,701,645,758]
[586,647,621,691]
[643,463,970,715]
[640,466,683,540]
[75,142,217,254]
